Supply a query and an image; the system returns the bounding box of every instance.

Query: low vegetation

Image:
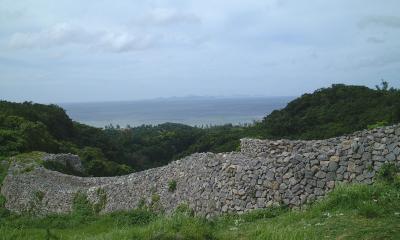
[168,179,177,192]
[0,164,399,239]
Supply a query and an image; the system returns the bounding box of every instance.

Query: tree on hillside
[375,80,397,92]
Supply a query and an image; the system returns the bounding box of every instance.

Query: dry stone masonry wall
[1,125,400,217]
[43,153,85,173]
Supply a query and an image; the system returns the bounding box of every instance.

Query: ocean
[60,97,293,128]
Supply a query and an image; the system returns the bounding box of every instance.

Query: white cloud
[98,32,154,52]
[7,7,203,53]
[141,8,201,26]
[9,23,92,48]
[8,23,154,53]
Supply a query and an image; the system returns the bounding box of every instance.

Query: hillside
[1,83,400,239]
[0,101,133,176]
[258,83,400,139]
[1,83,399,175]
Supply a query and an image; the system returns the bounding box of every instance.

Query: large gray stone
[43,153,85,173]
[328,161,338,172]
[385,153,396,161]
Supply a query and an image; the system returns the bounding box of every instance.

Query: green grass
[367,120,389,130]
[10,151,46,165]
[3,152,86,176]
[0,181,399,240]
[4,152,46,174]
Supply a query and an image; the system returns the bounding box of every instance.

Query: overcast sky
[0,0,399,103]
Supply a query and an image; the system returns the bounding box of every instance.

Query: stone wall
[1,125,399,217]
[43,153,85,173]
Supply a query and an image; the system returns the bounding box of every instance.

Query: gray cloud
[359,16,400,29]
[366,37,385,44]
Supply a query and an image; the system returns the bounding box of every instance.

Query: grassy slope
[0,182,399,240]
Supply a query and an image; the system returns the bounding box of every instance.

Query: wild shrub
[168,179,177,192]
[376,163,400,185]
[93,188,107,214]
[149,193,164,213]
[175,203,194,217]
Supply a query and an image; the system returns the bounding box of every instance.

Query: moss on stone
[7,152,46,175]
[12,152,46,165]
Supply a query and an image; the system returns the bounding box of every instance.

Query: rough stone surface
[43,153,85,173]
[1,125,400,217]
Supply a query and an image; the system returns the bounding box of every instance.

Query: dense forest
[259,83,400,139]
[1,83,399,176]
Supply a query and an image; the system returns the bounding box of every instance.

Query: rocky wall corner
[1,125,399,217]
